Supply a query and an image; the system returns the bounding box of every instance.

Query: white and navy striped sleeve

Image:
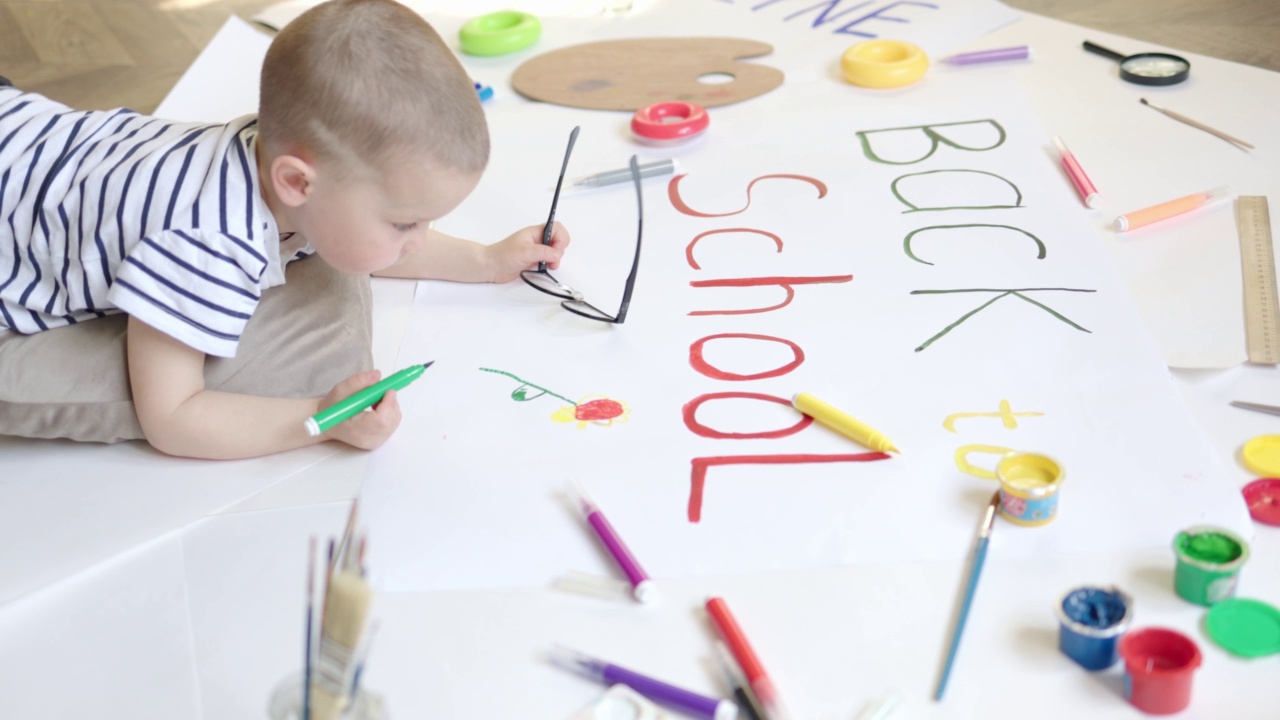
[0,88,286,346]
[107,228,269,358]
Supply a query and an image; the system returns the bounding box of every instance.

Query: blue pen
[934,491,1000,700]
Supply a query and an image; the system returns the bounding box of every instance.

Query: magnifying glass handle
[1082,41,1126,61]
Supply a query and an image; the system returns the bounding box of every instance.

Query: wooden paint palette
[511,37,784,111]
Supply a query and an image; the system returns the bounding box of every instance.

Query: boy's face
[295,155,480,274]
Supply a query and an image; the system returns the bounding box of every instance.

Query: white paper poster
[361,69,1250,592]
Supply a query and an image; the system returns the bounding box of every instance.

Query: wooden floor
[1004,0,1280,73]
[2,0,1279,114]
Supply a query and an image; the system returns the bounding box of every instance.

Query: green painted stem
[479,368,577,406]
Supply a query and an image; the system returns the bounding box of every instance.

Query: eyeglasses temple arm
[539,126,580,272]
[613,155,644,324]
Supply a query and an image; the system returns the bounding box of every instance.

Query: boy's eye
[393,222,418,232]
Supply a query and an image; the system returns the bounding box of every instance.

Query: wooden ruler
[1239,196,1280,364]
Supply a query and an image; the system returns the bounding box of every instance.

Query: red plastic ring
[631,101,710,142]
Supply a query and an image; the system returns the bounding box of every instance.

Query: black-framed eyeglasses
[520,126,644,324]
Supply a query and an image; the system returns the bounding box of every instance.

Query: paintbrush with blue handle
[934,491,1001,701]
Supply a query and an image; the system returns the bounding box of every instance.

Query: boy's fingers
[534,222,568,246]
[325,370,387,413]
[549,222,570,248]
[383,406,402,432]
[332,374,366,400]
[372,388,397,412]
[529,243,564,264]
[344,369,381,390]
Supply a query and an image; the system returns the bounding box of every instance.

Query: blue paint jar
[1056,585,1132,670]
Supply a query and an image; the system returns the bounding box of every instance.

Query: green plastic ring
[459,11,541,57]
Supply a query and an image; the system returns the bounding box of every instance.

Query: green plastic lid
[1205,598,1280,658]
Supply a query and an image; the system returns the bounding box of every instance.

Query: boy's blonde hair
[259,0,488,179]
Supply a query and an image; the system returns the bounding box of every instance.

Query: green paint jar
[1172,526,1250,606]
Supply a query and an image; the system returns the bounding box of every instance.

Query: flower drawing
[551,396,632,429]
[481,368,631,430]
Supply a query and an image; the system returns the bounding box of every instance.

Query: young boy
[0,0,569,459]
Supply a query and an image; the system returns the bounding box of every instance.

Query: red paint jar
[1118,627,1201,715]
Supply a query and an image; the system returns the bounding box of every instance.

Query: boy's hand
[483,221,571,283]
[321,370,402,450]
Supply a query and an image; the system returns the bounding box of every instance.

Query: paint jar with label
[1055,585,1132,670]
[1118,627,1201,715]
[954,445,1065,526]
[1172,525,1249,606]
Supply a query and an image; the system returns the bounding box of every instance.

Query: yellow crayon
[792,392,900,454]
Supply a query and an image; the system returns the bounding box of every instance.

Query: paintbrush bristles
[323,570,374,650]
[309,569,374,720]
[303,521,376,720]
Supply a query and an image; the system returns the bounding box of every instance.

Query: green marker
[304,361,434,437]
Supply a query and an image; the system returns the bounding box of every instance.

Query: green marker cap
[1204,598,1280,658]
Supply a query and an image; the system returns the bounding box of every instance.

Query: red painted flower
[551,395,631,429]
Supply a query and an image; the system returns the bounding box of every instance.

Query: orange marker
[1114,186,1230,232]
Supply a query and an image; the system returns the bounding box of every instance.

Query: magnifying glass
[1082,41,1190,85]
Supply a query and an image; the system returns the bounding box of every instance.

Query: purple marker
[568,481,659,604]
[550,646,739,720]
[941,45,1030,66]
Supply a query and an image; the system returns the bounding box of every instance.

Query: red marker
[705,597,789,720]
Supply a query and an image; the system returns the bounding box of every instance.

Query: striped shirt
[0,88,310,358]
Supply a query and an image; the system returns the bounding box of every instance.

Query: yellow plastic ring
[459,11,541,57]
[841,40,929,89]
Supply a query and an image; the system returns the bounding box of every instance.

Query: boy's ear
[270,154,316,207]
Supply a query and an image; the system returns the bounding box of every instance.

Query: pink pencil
[1053,136,1100,209]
